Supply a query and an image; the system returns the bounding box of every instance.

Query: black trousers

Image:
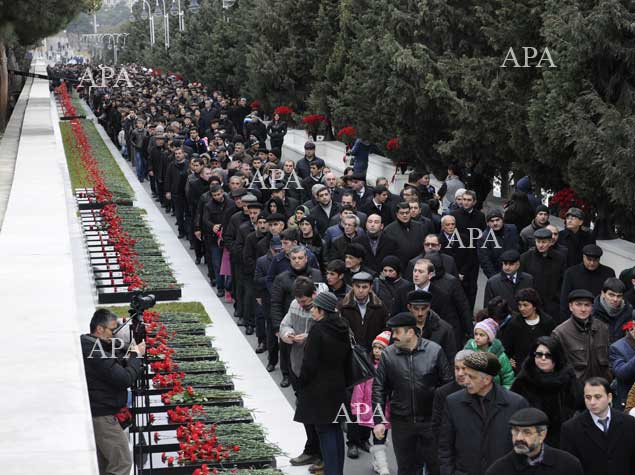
[171,194,187,236]
[391,420,438,475]
[242,277,256,327]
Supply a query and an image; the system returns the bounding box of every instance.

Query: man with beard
[486,408,583,475]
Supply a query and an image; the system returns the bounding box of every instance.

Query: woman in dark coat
[504,190,535,234]
[298,216,325,266]
[510,336,578,447]
[295,291,351,475]
[267,113,287,150]
[266,196,288,219]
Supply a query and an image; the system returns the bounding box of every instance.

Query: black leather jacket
[372,337,452,423]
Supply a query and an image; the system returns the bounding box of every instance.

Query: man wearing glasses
[81,309,145,475]
[405,234,459,279]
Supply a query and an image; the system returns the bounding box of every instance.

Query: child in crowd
[464,318,515,389]
[351,331,392,475]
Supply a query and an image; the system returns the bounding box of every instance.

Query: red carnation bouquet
[302,114,326,139]
[386,137,408,182]
[250,99,261,111]
[274,105,294,119]
[549,187,589,219]
[337,126,357,162]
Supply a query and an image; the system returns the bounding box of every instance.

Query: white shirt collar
[590,410,611,432]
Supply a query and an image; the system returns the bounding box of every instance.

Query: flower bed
[125,307,281,474]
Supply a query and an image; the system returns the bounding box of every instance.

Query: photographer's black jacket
[81,334,142,417]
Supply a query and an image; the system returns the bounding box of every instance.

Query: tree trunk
[0,38,8,131]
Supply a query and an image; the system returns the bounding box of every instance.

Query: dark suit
[353,233,400,275]
[483,271,534,308]
[360,199,394,225]
[560,409,635,475]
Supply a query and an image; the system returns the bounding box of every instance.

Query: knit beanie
[373,331,392,348]
[381,255,402,274]
[474,318,499,343]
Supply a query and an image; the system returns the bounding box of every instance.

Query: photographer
[81,309,145,475]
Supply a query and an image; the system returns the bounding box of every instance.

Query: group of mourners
[55,64,635,475]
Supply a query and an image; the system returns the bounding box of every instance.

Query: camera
[130,290,156,316]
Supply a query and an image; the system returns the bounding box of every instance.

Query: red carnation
[386,137,400,151]
[274,105,294,118]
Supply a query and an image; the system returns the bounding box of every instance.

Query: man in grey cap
[439,352,528,475]
[552,289,610,383]
[486,408,583,474]
[373,312,452,474]
[557,207,596,267]
[520,227,567,321]
[559,243,615,320]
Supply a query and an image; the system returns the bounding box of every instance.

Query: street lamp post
[132,0,199,48]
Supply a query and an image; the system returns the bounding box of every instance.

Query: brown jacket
[338,290,389,350]
[552,316,610,383]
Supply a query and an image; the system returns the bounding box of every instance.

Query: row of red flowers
[142,310,241,471]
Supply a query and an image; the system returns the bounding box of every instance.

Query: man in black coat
[241,209,269,336]
[360,185,394,225]
[557,207,596,268]
[408,290,457,362]
[186,165,211,264]
[270,246,324,387]
[520,228,567,323]
[164,148,190,237]
[309,185,341,235]
[353,213,399,274]
[373,312,453,475]
[593,278,634,343]
[295,141,326,180]
[477,209,520,279]
[483,249,534,309]
[560,377,635,475]
[559,244,615,321]
[81,309,144,475]
[486,408,583,475]
[384,202,434,271]
[439,352,529,475]
[194,184,236,293]
[450,191,487,310]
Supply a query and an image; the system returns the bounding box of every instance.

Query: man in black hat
[295,141,325,180]
[486,408,583,475]
[407,290,456,361]
[483,249,534,309]
[439,352,528,475]
[477,208,520,279]
[552,290,610,383]
[349,173,374,206]
[559,244,615,320]
[373,312,452,475]
[557,207,596,267]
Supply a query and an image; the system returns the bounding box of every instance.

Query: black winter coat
[501,313,556,371]
[557,228,596,268]
[559,263,615,321]
[164,159,190,196]
[384,219,434,270]
[354,233,400,275]
[338,291,389,350]
[520,249,566,322]
[439,385,529,475]
[294,315,351,425]
[406,252,459,281]
[483,271,534,309]
[432,380,463,435]
[510,363,578,448]
[421,310,458,362]
[560,409,635,475]
[477,224,520,278]
[486,445,583,475]
[373,337,452,423]
[148,145,169,182]
[310,202,341,235]
[196,195,235,236]
[80,334,142,416]
[373,276,412,317]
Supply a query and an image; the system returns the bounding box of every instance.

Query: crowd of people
[57,64,635,475]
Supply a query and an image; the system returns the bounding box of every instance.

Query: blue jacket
[609,336,635,406]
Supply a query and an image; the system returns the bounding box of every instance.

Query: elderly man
[486,408,583,475]
[439,352,528,475]
[483,249,534,309]
[557,207,596,267]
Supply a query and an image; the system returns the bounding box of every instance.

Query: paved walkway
[0,59,98,474]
